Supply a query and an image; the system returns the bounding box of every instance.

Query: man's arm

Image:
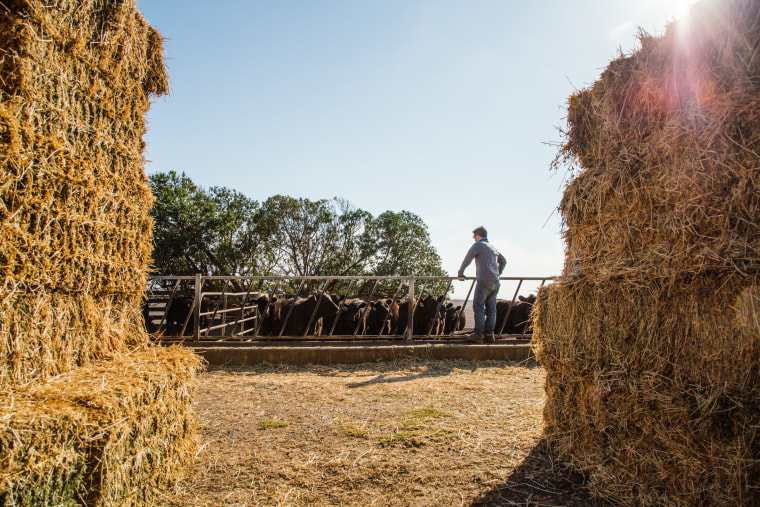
[458,245,477,278]
[497,252,507,275]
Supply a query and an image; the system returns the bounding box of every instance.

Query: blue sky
[136,0,696,297]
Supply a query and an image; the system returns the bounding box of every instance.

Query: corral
[143,275,552,365]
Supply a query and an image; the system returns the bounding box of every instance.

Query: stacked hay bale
[0,1,202,504]
[533,0,760,504]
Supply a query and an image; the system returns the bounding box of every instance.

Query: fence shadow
[345,364,472,388]
[469,436,611,507]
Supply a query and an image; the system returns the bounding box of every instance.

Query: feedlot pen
[144,275,554,365]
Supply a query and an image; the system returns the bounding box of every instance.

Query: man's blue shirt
[458,238,507,281]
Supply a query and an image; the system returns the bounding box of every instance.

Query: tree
[259,195,377,279]
[365,210,448,297]
[368,210,446,277]
[149,171,216,276]
[148,173,448,295]
[205,185,275,277]
[319,197,376,277]
[148,171,273,279]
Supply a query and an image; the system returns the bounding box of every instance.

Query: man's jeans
[472,279,500,334]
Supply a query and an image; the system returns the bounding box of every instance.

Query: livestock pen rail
[143,275,555,342]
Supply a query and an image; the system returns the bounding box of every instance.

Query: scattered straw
[160,359,607,506]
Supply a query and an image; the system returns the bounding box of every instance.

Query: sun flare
[663,0,698,19]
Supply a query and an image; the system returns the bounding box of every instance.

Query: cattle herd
[142,291,537,340]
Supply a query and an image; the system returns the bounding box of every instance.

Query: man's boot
[484,333,496,343]
[464,331,484,344]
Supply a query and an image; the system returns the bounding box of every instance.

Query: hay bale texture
[535,0,760,504]
[0,0,167,384]
[0,1,203,504]
[0,348,202,507]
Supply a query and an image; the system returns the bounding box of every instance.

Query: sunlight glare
[660,0,698,20]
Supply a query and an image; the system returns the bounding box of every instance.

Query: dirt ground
[167,359,604,506]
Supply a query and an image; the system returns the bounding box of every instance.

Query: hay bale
[534,279,760,504]
[536,0,760,504]
[556,0,760,281]
[0,2,204,503]
[534,276,760,386]
[0,0,166,295]
[0,292,147,385]
[0,346,204,506]
[0,0,168,383]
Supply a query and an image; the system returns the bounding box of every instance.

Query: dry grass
[167,359,602,506]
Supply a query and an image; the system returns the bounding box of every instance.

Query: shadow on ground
[470,437,612,507]
[345,359,539,388]
[345,366,468,388]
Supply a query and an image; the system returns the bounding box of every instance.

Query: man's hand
[457,272,466,281]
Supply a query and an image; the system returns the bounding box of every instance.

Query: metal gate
[142,275,554,342]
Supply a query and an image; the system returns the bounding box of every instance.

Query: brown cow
[365,298,397,336]
[394,295,445,336]
[324,298,366,336]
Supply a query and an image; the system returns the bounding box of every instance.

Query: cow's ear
[456,306,462,311]
[518,295,526,302]
[437,295,445,302]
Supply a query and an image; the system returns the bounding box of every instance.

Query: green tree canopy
[148,172,446,287]
[367,210,445,277]
[149,171,274,278]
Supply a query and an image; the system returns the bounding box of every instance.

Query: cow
[164,296,196,336]
[443,303,466,334]
[365,298,397,336]
[143,295,210,337]
[418,295,446,335]
[324,297,366,336]
[239,294,280,336]
[495,294,536,337]
[276,293,341,336]
[395,295,446,336]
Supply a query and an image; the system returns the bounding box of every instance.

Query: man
[458,226,506,343]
